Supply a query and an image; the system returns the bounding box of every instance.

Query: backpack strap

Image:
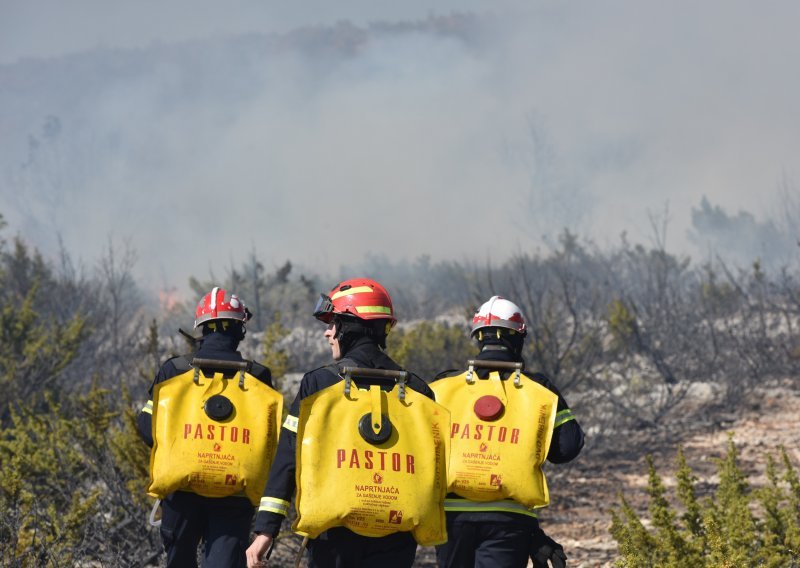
[171,355,193,374]
[324,357,359,377]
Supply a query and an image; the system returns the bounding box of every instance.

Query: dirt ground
[525,382,800,568]
[270,383,799,567]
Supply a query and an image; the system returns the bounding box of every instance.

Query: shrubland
[2,213,799,566]
[611,439,800,567]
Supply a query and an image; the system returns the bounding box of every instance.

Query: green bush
[388,320,473,380]
[611,437,800,567]
[0,386,155,567]
[262,310,291,390]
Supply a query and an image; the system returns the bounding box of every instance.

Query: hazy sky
[0,1,488,64]
[2,1,799,296]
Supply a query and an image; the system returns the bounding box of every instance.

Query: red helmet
[313,278,397,328]
[471,295,526,337]
[194,287,251,329]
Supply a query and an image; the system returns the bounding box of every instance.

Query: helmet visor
[313,294,335,322]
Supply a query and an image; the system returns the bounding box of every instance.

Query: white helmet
[471,296,527,338]
[194,287,251,329]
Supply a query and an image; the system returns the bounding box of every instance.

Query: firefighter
[246,278,441,568]
[137,287,274,568]
[431,295,584,568]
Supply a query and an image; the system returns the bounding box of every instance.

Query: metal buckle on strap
[148,499,162,527]
[189,357,251,387]
[340,367,409,401]
[465,359,523,386]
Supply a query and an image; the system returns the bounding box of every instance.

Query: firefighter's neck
[481,344,509,352]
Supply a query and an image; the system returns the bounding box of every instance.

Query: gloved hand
[530,527,567,568]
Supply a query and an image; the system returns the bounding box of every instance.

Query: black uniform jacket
[253,336,434,537]
[136,332,273,447]
[432,347,585,524]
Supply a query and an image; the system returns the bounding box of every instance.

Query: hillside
[4,211,800,566]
